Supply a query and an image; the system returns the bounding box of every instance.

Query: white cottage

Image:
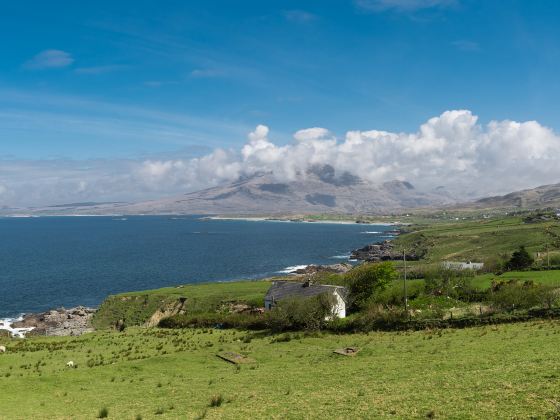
[442,261,484,270]
[264,280,347,319]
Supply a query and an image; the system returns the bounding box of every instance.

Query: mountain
[474,182,560,209]
[51,165,455,215]
[8,171,560,217]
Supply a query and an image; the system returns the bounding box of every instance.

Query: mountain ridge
[5,169,560,216]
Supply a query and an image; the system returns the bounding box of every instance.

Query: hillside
[23,165,456,216]
[392,215,560,265]
[474,182,560,209]
[1,321,560,418]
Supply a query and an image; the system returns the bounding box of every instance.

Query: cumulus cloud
[24,50,74,69]
[131,110,560,199]
[2,110,560,207]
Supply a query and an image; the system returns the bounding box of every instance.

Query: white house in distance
[442,261,484,270]
[264,280,348,318]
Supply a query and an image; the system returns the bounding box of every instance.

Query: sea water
[0,216,392,318]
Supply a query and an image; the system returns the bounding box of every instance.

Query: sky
[2,0,560,207]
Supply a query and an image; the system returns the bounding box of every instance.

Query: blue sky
[2,0,560,159]
[2,0,560,206]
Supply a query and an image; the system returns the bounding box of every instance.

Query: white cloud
[189,68,226,78]
[24,50,74,69]
[130,110,560,199]
[294,127,332,142]
[283,10,318,23]
[355,0,456,12]
[3,110,560,207]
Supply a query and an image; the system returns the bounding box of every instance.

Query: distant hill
[474,183,560,209]
[12,169,560,217]
[27,165,457,215]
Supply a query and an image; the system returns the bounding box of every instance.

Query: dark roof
[265,281,347,303]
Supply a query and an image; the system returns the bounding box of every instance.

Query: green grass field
[393,216,560,263]
[472,269,560,289]
[92,281,271,329]
[3,213,560,418]
[2,321,560,419]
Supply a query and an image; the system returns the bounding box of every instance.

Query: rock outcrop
[292,264,352,275]
[12,306,96,336]
[350,241,419,262]
[145,298,188,327]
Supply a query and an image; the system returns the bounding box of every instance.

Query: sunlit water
[0,216,392,318]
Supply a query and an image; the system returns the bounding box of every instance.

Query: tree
[507,246,534,270]
[345,262,397,311]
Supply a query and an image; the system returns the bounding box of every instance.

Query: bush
[159,312,267,330]
[423,267,475,299]
[265,293,335,332]
[506,246,534,270]
[372,280,423,306]
[209,394,224,407]
[345,262,397,311]
[487,280,558,311]
[97,407,109,418]
[350,305,409,331]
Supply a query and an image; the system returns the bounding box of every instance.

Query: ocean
[0,216,393,317]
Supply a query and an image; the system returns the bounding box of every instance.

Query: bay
[0,216,392,317]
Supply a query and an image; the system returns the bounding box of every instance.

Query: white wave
[360,231,381,234]
[0,316,35,338]
[277,264,308,274]
[330,255,350,259]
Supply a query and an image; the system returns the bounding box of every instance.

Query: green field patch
[2,322,560,418]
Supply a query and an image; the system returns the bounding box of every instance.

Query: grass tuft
[97,407,109,418]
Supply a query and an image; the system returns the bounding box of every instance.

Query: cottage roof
[265,281,348,303]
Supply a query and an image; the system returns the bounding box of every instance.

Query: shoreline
[1,222,400,337]
[0,316,36,338]
[204,216,401,226]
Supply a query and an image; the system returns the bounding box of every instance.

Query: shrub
[351,304,409,330]
[488,280,558,311]
[424,267,475,299]
[548,254,560,266]
[97,407,109,418]
[159,312,267,330]
[373,280,423,306]
[506,246,534,270]
[265,293,335,332]
[209,394,224,407]
[345,262,397,311]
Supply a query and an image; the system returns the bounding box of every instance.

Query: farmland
[2,320,560,419]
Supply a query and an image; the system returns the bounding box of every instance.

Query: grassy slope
[92,281,271,329]
[1,322,560,419]
[393,216,560,263]
[472,270,560,289]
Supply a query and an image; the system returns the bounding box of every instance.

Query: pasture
[394,215,560,263]
[1,321,560,419]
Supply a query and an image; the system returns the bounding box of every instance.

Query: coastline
[1,219,401,337]
[0,316,35,338]
[204,215,401,226]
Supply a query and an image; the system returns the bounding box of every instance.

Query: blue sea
[0,216,392,317]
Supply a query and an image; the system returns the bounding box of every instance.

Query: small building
[442,261,484,271]
[264,281,348,319]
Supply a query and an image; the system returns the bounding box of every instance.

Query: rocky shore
[12,306,96,337]
[291,263,352,275]
[350,240,419,262]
